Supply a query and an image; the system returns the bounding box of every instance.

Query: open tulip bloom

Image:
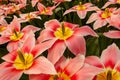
[85,43,120,80]
[0,31,56,80]
[30,54,102,80]
[37,19,98,64]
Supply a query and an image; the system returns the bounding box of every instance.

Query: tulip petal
[48,40,66,64]
[29,74,50,80]
[100,43,120,68]
[65,36,86,55]
[74,26,98,37]
[24,56,57,75]
[71,64,102,80]
[63,9,76,16]
[22,31,35,53]
[32,38,57,57]
[44,19,61,31]
[77,11,87,19]
[104,30,120,38]
[22,25,40,33]
[86,13,98,24]
[0,36,10,44]
[2,51,17,62]
[85,56,104,68]
[64,54,85,76]
[0,62,23,80]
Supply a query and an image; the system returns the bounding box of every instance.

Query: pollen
[48,72,71,80]
[10,31,24,41]
[0,26,6,32]
[96,68,120,80]
[76,2,86,11]
[54,24,73,40]
[40,9,49,14]
[13,50,33,70]
[101,8,111,19]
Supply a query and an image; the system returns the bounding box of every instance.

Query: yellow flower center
[54,24,73,40]
[76,2,86,11]
[41,8,49,14]
[14,50,33,70]
[101,8,111,19]
[49,72,71,80]
[25,14,34,21]
[0,26,6,32]
[96,68,120,80]
[10,31,24,41]
[117,0,120,4]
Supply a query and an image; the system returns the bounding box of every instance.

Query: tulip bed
[0,0,120,80]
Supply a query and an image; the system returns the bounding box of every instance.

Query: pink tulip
[30,54,101,80]
[85,43,120,80]
[87,8,118,29]
[36,3,58,15]
[31,0,42,7]
[37,19,98,64]
[18,12,41,23]
[0,31,56,80]
[0,16,40,52]
[102,0,120,8]
[64,2,99,19]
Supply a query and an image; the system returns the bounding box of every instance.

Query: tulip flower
[30,54,101,80]
[53,0,72,3]
[0,31,56,80]
[37,19,98,64]
[87,8,118,29]
[64,2,99,19]
[85,43,120,80]
[0,16,40,52]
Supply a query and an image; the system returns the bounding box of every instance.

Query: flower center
[54,23,73,40]
[10,31,24,41]
[41,8,49,14]
[101,8,111,19]
[49,72,71,80]
[13,50,33,70]
[0,26,6,32]
[76,2,86,11]
[117,0,120,4]
[96,68,120,80]
[25,14,34,21]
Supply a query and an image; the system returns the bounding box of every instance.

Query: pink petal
[2,51,17,62]
[71,64,102,80]
[7,41,20,52]
[65,36,86,55]
[44,19,61,31]
[24,56,57,75]
[48,40,66,64]
[100,43,120,68]
[22,31,35,53]
[9,16,21,32]
[85,56,104,68]
[63,9,76,16]
[104,30,120,38]
[29,74,50,80]
[31,0,39,7]
[64,22,79,29]
[84,3,93,7]
[86,13,98,24]
[22,25,40,33]
[64,54,85,76]
[74,26,98,37]
[102,2,114,9]
[0,62,23,80]
[37,29,54,43]
[37,3,45,12]
[93,19,107,30]
[0,36,10,44]
[77,11,87,19]
[31,38,57,58]
[114,61,120,72]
